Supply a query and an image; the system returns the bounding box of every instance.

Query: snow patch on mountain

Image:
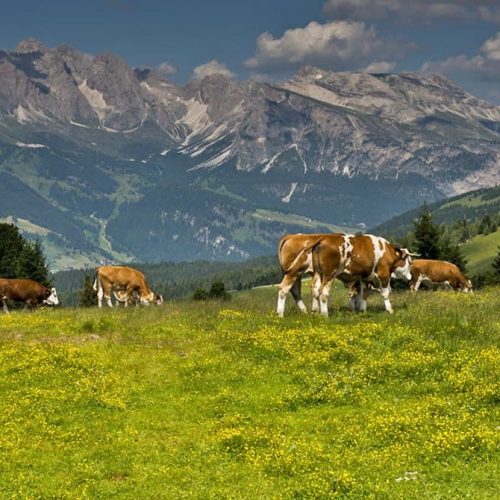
[15,141,48,149]
[282,182,298,203]
[78,80,116,122]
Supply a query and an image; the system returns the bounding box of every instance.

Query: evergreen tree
[440,235,467,272]
[0,223,50,284]
[458,217,470,243]
[208,281,230,300]
[17,240,51,286]
[79,275,97,307]
[413,205,441,259]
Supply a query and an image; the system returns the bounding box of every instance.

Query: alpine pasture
[0,284,498,498]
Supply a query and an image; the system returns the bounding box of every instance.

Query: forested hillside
[52,255,281,306]
[374,185,500,237]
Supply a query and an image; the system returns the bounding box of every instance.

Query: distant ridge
[1,39,500,268]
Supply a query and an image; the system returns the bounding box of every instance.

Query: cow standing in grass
[0,278,59,313]
[311,234,416,316]
[93,266,163,307]
[410,259,472,292]
[277,233,326,316]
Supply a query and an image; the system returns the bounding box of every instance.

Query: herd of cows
[277,232,472,317]
[0,232,472,315]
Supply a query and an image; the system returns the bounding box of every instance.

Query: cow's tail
[93,269,99,291]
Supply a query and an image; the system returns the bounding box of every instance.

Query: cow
[409,259,472,292]
[0,278,59,313]
[277,233,327,317]
[93,266,163,308]
[113,288,140,306]
[311,233,416,316]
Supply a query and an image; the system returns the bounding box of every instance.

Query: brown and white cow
[311,234,416,316]
[93,266,163,308]
[410,259,472,292]
[0,278,59,313]
[277,233,327,317]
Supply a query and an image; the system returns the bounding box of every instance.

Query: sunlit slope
[462,229,500,275]
[0,286,498,498]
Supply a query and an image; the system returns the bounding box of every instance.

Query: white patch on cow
[393,258,412,281]
[340,235,354,272]
[368,235,385,278]
[44,288,59,306]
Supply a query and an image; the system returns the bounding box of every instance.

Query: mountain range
[1,38,499,269]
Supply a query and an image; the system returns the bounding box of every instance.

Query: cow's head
[44,287,60,306]
[140,291,163,305]
[392,248,419,281]
[461,279,473,293]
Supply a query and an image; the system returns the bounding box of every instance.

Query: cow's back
[411,259,460,281]
[0,278,48,301]
[97,266,145,286]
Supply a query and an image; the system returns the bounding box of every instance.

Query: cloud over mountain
[193,59,235,79]
[244,20,397,72]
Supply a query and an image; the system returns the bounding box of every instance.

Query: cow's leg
[290,277,307,313]
[96,280,104,308]
[319,277,334,317]
[347,282,358,312]
[380,282,393,314]
[1,299,9,314]
[311,272,321,312]
[277,273,297,317]
[411,275,423,292]
[355,282,368,313]
[102,283,113,308]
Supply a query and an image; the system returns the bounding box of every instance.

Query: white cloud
[421,32,500,82]
[322,0,500,24]
[362,61,395,73]
[157,62,177,75]
[244,20,398,73]
[192,59,235,79]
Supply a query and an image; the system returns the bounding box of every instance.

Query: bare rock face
[1,39,499,266]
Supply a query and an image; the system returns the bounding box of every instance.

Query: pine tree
[440,235,468,272]
[413,204,441,259]
[0,223,50,284]
[17,240,51,286]
[79,275,97,307]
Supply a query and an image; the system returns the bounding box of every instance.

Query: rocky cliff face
[1,39,499,268]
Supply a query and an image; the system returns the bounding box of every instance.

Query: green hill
[374,185,500,236]
[462,229,500,275]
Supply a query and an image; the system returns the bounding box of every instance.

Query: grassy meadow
[462,229,500,275]
[0,284,498,498]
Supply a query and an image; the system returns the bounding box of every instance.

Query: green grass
[463,229,500,275]
[0,285,498,498]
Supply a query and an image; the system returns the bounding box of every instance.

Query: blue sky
[1,0,500,102]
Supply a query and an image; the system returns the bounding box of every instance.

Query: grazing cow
[277,233,327,316]
[113,289,140,306]
[0,278,59,313]
[93,266,163,308]
[311,234,416,316]
[410,259,472,292]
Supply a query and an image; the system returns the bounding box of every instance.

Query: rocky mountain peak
[15,38,47,53]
